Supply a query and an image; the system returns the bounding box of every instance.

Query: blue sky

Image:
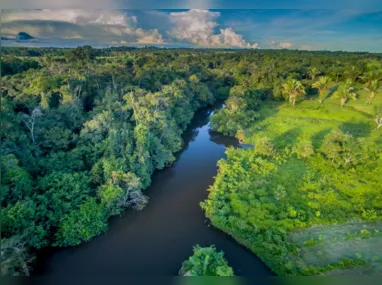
[2,9,382,52]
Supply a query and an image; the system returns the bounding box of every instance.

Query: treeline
[210,50,382,137]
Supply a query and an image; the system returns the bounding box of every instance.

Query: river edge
[30,103,221,266]
[204,218,276,276]
[32,102,272,277]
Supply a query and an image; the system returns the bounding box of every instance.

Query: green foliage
[333,79,357,108]
[210,86,262,136]
[364,80,382,104]
[37,172,92,228]
[320,129,360,167]
[64,45,96,64]
[282,79,306,106]
[179,245,234,276]
[1,155,33,203]
[307,67,320,80]
[254,137,276,157]
[98,183,124,216]
[292,138,314,159]
[203,79,382,275]
[55,198,108,246]
[312,76,332,104]
[2,46,236,275]
[376,106,382,129]
[2,46,382,275]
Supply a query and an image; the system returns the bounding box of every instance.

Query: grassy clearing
[288,222,382,275]
[289,222,382,245]
[245,90,381,149]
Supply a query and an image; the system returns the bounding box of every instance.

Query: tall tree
[312,76,332,104]
[344,65,361,81]
[307,67,320,80]
[364,80,382,104]
[21,107,42,144]
[376,107,382,129]
[361,70,382,84]
[282,79,306,106]
[333,79,357,108]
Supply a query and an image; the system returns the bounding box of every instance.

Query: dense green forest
[1,46,381,276]
[1,46,231,275]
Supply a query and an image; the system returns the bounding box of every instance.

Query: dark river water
[32,105,272,278]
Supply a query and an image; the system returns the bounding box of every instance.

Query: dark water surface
[32,105,272,278]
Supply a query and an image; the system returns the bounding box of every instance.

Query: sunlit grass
[245,89,381,148]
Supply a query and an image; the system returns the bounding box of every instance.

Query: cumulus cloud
[168,9,259,48]
[3,9,133,25]
[279,41,293,49]
[2,9,164,44]
[267,40,293,49]
[299,44,314,50]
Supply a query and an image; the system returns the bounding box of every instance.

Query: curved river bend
[33,105,272,278]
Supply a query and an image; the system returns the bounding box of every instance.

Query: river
[32,104,272,278]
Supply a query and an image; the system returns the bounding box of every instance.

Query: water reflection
[208,130,239,148]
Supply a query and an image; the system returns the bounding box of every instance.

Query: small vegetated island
[179,245,234,276]
[1,46,381,276]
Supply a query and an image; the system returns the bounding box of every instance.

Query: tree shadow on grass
[243,99,280,138]
[273,127,301,149]
[311,128,333,149]
[325,85,339,100]
[343,106,374,119]
[340,121,373,138]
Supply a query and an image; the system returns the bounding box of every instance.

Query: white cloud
[217,28,260,49]
[300,44,314,50]
[279,41,293,49]
[267,40,293,49]
[3,9,132,26]
[168,9,220,45]
[168,9,259,48]
[2,9,164,44]
[136,29,163,44]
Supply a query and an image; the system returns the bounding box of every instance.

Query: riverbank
[32,104,272,278]
[202,93,382,275]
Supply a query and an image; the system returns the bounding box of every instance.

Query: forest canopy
[1,46,382,276]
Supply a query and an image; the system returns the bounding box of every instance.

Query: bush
[255,138,276,157]
[179,245,234,276]
[292,138,314,159]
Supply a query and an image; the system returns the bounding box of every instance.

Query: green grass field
[245,89,381,148]
[289,222,382,275]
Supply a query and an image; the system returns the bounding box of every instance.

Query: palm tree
[282,79,306,106]
[376,107,382,129]
[312,76,332,104]
[361,70,382,84]
[345,65,361,81]
[364,80,382,104]
[328,64,344,83]
[333,79,357,108]
[307,67,320,80]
